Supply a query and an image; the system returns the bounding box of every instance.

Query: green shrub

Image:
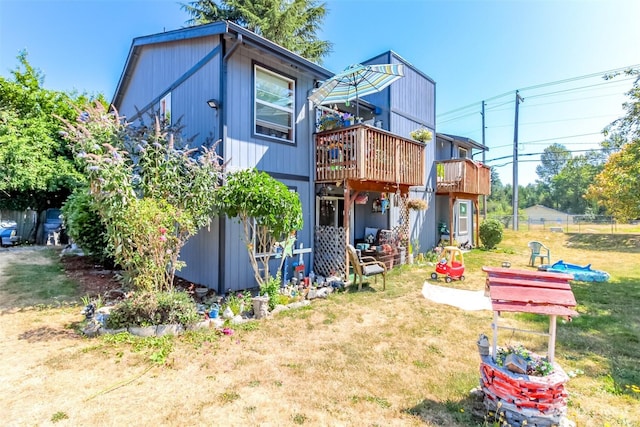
[62,189,112,265]
[260,273,281,311]
[106,291,200,329]
[479,218,504,249]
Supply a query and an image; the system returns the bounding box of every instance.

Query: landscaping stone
[156,324,184,336]
[128,326,157,337]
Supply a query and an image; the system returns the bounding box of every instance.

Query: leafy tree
[61,102,224,291]
[181,0,332,63]
[586,141,640,221]
[553,150,605,214]
[535,143,570,209]
[0,52,98,241]
[213,168,303,286]
[587,69,640,221]
[536,143,571,184]
[603,68,640,143]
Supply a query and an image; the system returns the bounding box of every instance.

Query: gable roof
[112,20,333,106]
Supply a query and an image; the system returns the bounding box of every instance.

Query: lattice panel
[314,226,346,278]
[398,195,410,248]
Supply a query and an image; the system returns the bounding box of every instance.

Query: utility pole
[481,100,487,220]
[513,90,524,230]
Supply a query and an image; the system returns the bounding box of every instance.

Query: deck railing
[315,125,425,187]
[436,159,491,195]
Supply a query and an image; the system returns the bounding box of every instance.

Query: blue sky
[2,0,639,185]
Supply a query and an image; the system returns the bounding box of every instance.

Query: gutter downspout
[217,30,242,296]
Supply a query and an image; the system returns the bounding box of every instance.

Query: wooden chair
[346,244,387,291]
[528,241,551,266]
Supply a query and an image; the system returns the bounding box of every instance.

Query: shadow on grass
[565,233,640,253]
[404,394,485,426]
[515,275,640,398]
[18,325,81,343]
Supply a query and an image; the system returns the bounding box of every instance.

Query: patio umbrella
[308,63,405,118]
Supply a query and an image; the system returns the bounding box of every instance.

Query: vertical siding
[221,46,318,291]
[178,218,220,288]
[224,49,316,175]
[223,177,314,292]
[114,35,223,290]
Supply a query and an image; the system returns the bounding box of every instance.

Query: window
[254,65,295,142]
[458,147,468,159]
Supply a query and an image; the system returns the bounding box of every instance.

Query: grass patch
[1,249,78,304]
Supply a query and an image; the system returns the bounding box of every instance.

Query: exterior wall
[220,46,319,291]
[117,36,222,142]
[359,51,438,253]
[113,35,224,290]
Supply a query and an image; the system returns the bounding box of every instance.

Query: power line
[437,63,640,117]
[485,147,610,165]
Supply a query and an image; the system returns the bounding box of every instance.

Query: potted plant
[409,128,433,144]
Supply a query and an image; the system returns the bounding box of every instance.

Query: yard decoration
[213,168,303,287]
[481,266,578,426]
[61,102,225,292]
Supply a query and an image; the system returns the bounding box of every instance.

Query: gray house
[112,21,489,294]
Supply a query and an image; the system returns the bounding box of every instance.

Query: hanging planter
[406,198,428,211]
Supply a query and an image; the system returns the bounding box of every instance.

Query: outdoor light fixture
[206,99,220,109]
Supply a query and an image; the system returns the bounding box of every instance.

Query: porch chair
[346,244,387,291]
[528,241,551,266]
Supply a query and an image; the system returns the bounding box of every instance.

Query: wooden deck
[315,125,425,189]
[436,159,491,195]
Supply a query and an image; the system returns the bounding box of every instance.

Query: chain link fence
[485,214,638,234]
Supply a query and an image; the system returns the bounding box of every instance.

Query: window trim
[253,62,296,144]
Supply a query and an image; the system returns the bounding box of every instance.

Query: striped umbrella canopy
[308,63,405,117]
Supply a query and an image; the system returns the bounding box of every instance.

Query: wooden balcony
[436,159,491,195]
[315,125,425,191]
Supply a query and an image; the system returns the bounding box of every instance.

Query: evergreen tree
[181,0,332,63]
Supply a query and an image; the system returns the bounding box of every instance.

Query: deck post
[492,311,499,362]
[548,314,557,364]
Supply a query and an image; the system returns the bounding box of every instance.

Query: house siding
[219,46,318,291]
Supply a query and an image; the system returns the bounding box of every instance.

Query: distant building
[523,205,573,225]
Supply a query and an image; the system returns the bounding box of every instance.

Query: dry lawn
[0,229,638,426]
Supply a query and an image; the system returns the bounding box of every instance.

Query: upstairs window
[254,65,295,142]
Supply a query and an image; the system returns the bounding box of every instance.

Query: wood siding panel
[224,49,316,176]
[117,37,220,120]
[223,177,314,292]
[178,218,220,289]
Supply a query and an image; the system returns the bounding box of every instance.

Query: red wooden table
[482,267,578,363]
